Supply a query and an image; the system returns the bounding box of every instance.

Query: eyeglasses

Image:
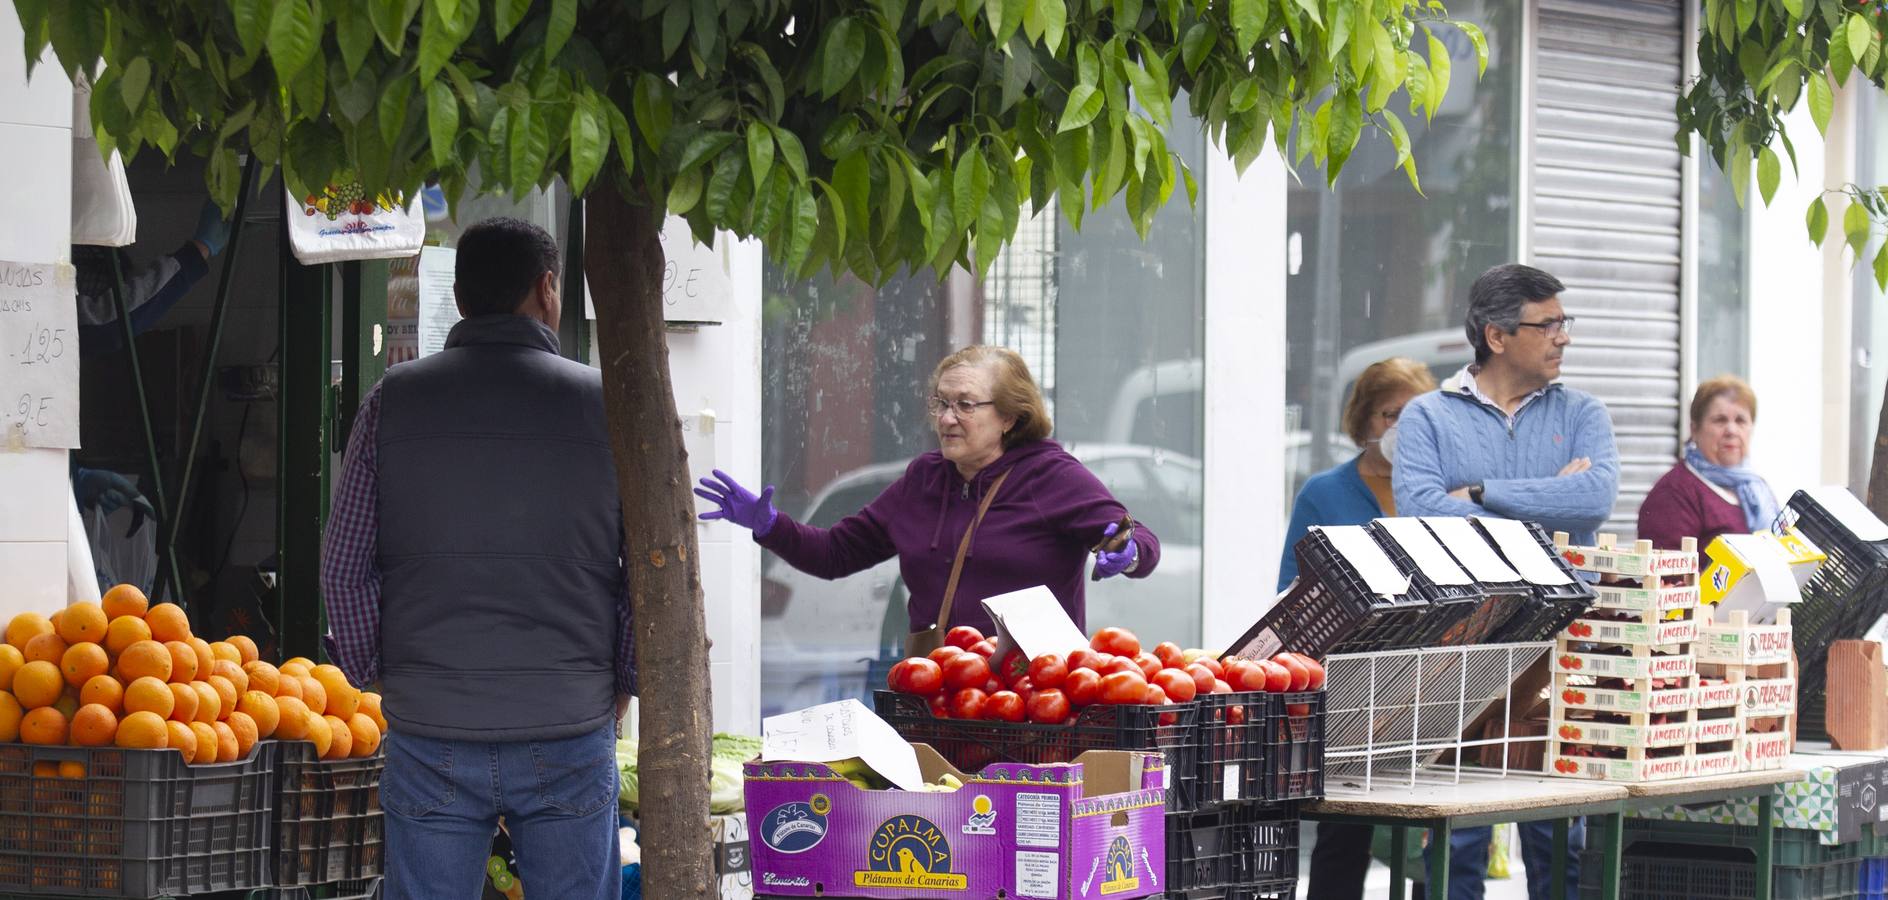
[1513,316,1575,338]
[1377,409,1403,423]
[927,396,996,418]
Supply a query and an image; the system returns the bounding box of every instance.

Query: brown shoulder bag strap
[933,469,1013,630]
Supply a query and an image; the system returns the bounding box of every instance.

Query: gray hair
[1465,264,1566,364]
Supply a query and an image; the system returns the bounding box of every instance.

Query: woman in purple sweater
[695,346,1160,635]
[1637,375,1780,561]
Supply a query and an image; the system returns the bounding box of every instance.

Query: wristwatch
[1468,483,1485,505]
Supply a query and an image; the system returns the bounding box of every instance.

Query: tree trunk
[587,189,715,897]
[1870,375,1888,522]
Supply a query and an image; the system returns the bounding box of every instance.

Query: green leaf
[334,62,379,123]
[420,0,475,85]
[1293,0,1323,30]
[953,151,991,240]
[508,105,553,193]
[820,17,868,98]
[547,0,578,60]
[1734,0,1755,34]
[747,127,775,193]
[787,189,818,270]
[1058,84,1104,132]
[1808,73,1833,135]
[679,131,737,173]
[1404,50,1431,118]
[1179,158,1197,206]
[1831,18,1856,86]
[1382,108,1413,169]
[1757,146,1780,206]
[1326,93,1363,183]
[705,152,744,222]
[1728,146,1750,206]
[660,0,690,57]
[1230,0,1264,54]
[569,102,607,195]
[1023,0,1045,43]
[986,0,1011,43]
[1077,43,1100,87]
[772,126,809,181]
[1846,196,1871,256]
[633,75,674,152]
[495,0,532,40]
[379,76,410,144]
[118,58,150,113]
[1040,0,1067,54]
[1875,239,1888,291]
[1459,22,1489,76]
[1781,0,1802,19]
[267,0,319,84]
[1850,14,1873,67]
[1181,23,1214,74]
[1808,195,1829,243]
[231,0,269,57]
[1425,31,1452,121]
[369,0,422,55]
[834,151,872,237]
[335,0,376,77]
[606,105,637,180]
[669,167,705,214]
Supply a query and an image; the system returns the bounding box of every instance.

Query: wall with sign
[0,5,75,622]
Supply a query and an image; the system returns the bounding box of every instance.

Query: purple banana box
[744,744,1167,899]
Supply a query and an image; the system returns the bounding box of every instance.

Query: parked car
[759,443,1203,717]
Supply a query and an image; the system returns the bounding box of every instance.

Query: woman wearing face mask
[1638,375,1778,563]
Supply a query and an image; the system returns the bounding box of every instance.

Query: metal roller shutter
[1529,0,1686,538]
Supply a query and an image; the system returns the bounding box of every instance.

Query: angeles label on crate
[1691,717,1745,743]
[1553,650,1696,679]
[1562,544,1697,578]
[1593,582,1700,614]
[1549,752,1693,781]
[1552,719,1691,748]
[1557,684,1695,714]
[1740,678,1798,717]
[1691,751,1743,777]
[1564,617,1698,646]
[1694,681,1742,709]
[1742,732,1793,770]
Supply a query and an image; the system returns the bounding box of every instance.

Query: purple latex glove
[1093,522,1138,579]
[694,469,779,537]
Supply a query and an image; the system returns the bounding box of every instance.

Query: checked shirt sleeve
[321,384,384,689]
[616,539,637,698]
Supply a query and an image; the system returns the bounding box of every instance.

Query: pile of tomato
[885,624,1326,726]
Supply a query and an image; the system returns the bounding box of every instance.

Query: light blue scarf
[1684,442,1780,533]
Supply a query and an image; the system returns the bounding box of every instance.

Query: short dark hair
[1464,264,1565,364]
[454,217,560,317]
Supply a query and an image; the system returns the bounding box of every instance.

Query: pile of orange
[0,585,385,767]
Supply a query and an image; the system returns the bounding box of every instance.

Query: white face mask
[1373,425,1400,462]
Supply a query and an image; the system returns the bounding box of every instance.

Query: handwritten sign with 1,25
[0,260,80,449]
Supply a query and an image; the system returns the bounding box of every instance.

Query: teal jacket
[1277,455,1385,591]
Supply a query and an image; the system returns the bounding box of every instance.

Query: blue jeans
[382,724,621,900]
[1427,819,1584,900]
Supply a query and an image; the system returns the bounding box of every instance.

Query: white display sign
[1376,517,1474,585]
[415,246,460,358]
[1319,525,1412,597]
[1476,516,1574,586]
[0,261,80,448]
[584,215,732,324]
[761,699,924,792]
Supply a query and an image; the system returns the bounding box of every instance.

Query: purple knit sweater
[757,439,1162,634]
[1637,463,1748,563]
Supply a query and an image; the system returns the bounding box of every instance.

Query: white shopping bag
[70,74,137,247]
[286,185,425,264]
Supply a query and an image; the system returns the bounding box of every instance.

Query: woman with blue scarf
[1638,375,1780,563]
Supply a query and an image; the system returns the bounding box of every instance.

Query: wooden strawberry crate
[1740,728,1793,771]
[1691,711,1745,744]
[1592,580,1701,615]
[1555,534,1699,579]
[1550,713,1693,748]
[1563,615,1698,647]
[1553,675,1695,714]
[1695,608,1794,666]
[1693,678,1742,710]
[1546,746,1699,781]
[1551,647,1695,679]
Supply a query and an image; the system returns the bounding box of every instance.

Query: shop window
[1851,92,1888,495]
[1696,157,1750,387]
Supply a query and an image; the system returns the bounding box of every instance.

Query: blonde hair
[1690,374,1757,430]
[930,346,1053,448]
[1343,357,1438,445]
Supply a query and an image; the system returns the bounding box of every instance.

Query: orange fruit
[22,631,68,665]
[114,711,168,749]
[165,721,197,763]
[187,722,218,763]
[304,711,333,758]
[57,760,84,779]
[347,713,381,757]
[80,675,124,714]
[60,643,108,687]
[226,711,258,758]
[206,676,238,719]
[144,603,191,643]
[45,607,64,637]
[184,637,215,677]
[312,665,358,711]
[31,760,57,778]
[236,691,279,738]
[0,644,24,691]
[13,661,63,708]
[163,642,198,683]
[273,697,311,740]
[190,682,220,724]
[358,692,386,732]
[101,584,149,621]
[167,683,198,723]
[117,641,172,683]
[0,691,21,741]
[70,704,118,746]
[124,677,175,719]
[53,602,107,645]
[5,612,53,650]
[227,635,259,666]
[210,721,238,762]
[209,642,242,667]
[298,676,327,715]
[21,707,67,744]
[211,660,249,695]
[278,662,312,680]
[283,656,317,671]
[52,690,78,720]
[322,715,353,760]
[104,616,152,656]
[274,675,303,702]
[242,661,281,696]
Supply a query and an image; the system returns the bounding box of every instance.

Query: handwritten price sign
[584,215,733,324]
[0,260,79,448]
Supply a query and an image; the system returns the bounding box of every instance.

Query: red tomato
[985,690,1027,722]
[1184,663,1218,696]
[943,654,992,691]
[888,659,912,692]
[1273,655,1310,692]
[1027,688,1072,724]
[1286,654,1326,689]
[1067,649,1107,672]
[1225,659,1266,692]
[1141,683,1168,706]
[1153,668,1198,702]
[950,688,990,720]
[946,626,985,650]
[1158,695,1179,726]
[927,646,965,666]
[928,694,952,718]
[1257,659,1292,693]
[1199,657,1226,680]
[1091,626,1142,658]
[982,677,1002,694]
[1227,703,1246,725]
[889,657,944,695]
[1209,679,1233,694]
[1132,652,1163,680]
[1065,669,1103,707]
[1103,656,1143,677]
[970,640,996,659]
[1100,671,1148,705]
[1287,702,1312,717]
[1028,654,1069,689]
[1013,676,1036,694]
[996,649,1030,686]
[1154,642,1185,669]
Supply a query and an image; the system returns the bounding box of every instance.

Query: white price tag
[0,261,79,448]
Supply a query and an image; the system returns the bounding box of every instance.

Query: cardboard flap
[1375,517,1474,585]
[1807,486,1888,542]
[1423,517,1521,582]
[1476,517,1574,586]
[983,585,1090,660]
[1069,750,1143,796]
[761,699,926,791]
[1319,525,1412,597]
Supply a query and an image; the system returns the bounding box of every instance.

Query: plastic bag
[1487,822,1514,878]
[70,74,137,247]
[85,504,154,597]
[285,184,424,264]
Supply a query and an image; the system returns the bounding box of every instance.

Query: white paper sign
[1476,517,1574,586]
[1375,518,1474,585]
[584,216,732,323]
[415,246,460,358]
[1422,517,1521,583]
[982,586,1091,660]
[1806,486,1888,542]
[0,261,80,448]
[1318,525,1412,597]
[761,699,925,792]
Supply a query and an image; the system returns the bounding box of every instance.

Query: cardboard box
[1700,530,1824,622]
[1827,640,1888,751]
[744,747,1167,899]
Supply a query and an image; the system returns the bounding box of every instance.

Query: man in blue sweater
[1394,263,1619,900]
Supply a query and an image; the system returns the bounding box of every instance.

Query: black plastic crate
[274,741,385,886]
[1349,521,1481,652]
[1165,801,1298,894]
[0,742,273,898]
[1578,843,1863,900]
[259,876,383,899]
[1228,529,1406,659]
[1482,519,1600,604]
[1193,689,1324,804]
[1485,592,1589,643]
[1257,691,1324,802]
[1784,490,1888,730]
[873,691,1203,810]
